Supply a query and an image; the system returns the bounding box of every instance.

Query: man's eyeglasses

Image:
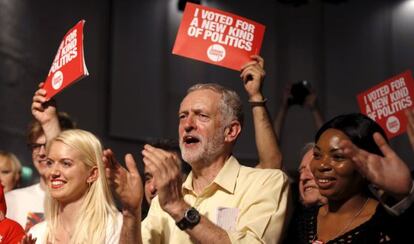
[28,143,46,151]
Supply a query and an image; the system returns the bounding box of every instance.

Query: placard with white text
[172,3,265,71]
[357,70,414,138]
[43,20,89,99]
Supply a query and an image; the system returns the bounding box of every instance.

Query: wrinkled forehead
[180,89,222,112]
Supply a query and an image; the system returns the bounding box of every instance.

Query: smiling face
[298,149,326,207]
[45,141,95,204]
[178,89,226,165]
[311,129,364,201]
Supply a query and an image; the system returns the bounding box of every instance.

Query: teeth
[319,179,329,183]
[304,186,315,191]
[51,181,64,186]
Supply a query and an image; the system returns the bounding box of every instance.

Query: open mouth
[183,135,200,145]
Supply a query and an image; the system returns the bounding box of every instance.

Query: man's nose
[184,115,196,132]
[300,169,313,181]
[38,145,47,157]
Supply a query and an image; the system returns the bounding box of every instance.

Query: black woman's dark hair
[314,113,388,156]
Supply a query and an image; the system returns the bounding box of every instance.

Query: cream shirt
[142,156,290,244]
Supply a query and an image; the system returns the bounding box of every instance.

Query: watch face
[186,208,200,224]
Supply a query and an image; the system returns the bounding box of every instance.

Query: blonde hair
[44,129,118,244]
[0,151,22,175]
[0,151,22,190]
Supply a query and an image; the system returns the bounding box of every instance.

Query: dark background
[1,0,414,185]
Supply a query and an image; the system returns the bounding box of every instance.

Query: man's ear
[87,166,99,184]
[224,121,242,143]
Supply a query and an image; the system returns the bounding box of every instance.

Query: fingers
[103,149,120,170]
[240,64,265,83]
[142,149,174,179]
[125,153,140,176]
[373,132,395,158]
[340,139,369,172]
[20,234,37,244]
[251,55,264,67]
[240,60,258,70]
[240,54,263,70]
[33,88,48,103]
[142,144,180,185]
[143,144,179,169]
[31,88,49,115]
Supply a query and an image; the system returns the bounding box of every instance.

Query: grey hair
[187,83,244,127]
[301,142,315,158]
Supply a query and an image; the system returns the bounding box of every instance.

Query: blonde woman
[28,129,122,243]
[0,150,22,192]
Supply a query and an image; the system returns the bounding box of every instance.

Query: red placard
[172,3,265,71]
[43,20,89,99]
[357,70,414,138]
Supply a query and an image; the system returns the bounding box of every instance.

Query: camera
[288,80,311,106]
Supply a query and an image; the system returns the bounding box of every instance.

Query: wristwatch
[176,207,201,230]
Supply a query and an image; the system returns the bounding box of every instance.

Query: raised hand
[141,144,187,219]
[340,132,412,199]
[240,55,266,101]
[31,82,62,141]
[31,82,58,125]
[103,149,143,217]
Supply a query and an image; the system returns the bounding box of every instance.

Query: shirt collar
[182,155,241,194]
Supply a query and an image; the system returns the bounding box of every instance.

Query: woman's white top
[29,211,123,243]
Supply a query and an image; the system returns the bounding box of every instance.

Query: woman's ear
[87,166,99,184]
[224,121,242,143]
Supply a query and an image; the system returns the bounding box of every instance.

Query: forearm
[310,105,324,129]
[273,104,288,138]
[252,105,282,169]
[42,116,62,142]
[120,211,142,244]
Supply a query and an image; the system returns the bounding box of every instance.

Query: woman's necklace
[312,198,369,244]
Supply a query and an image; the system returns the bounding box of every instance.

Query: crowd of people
[0,54,413,244]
